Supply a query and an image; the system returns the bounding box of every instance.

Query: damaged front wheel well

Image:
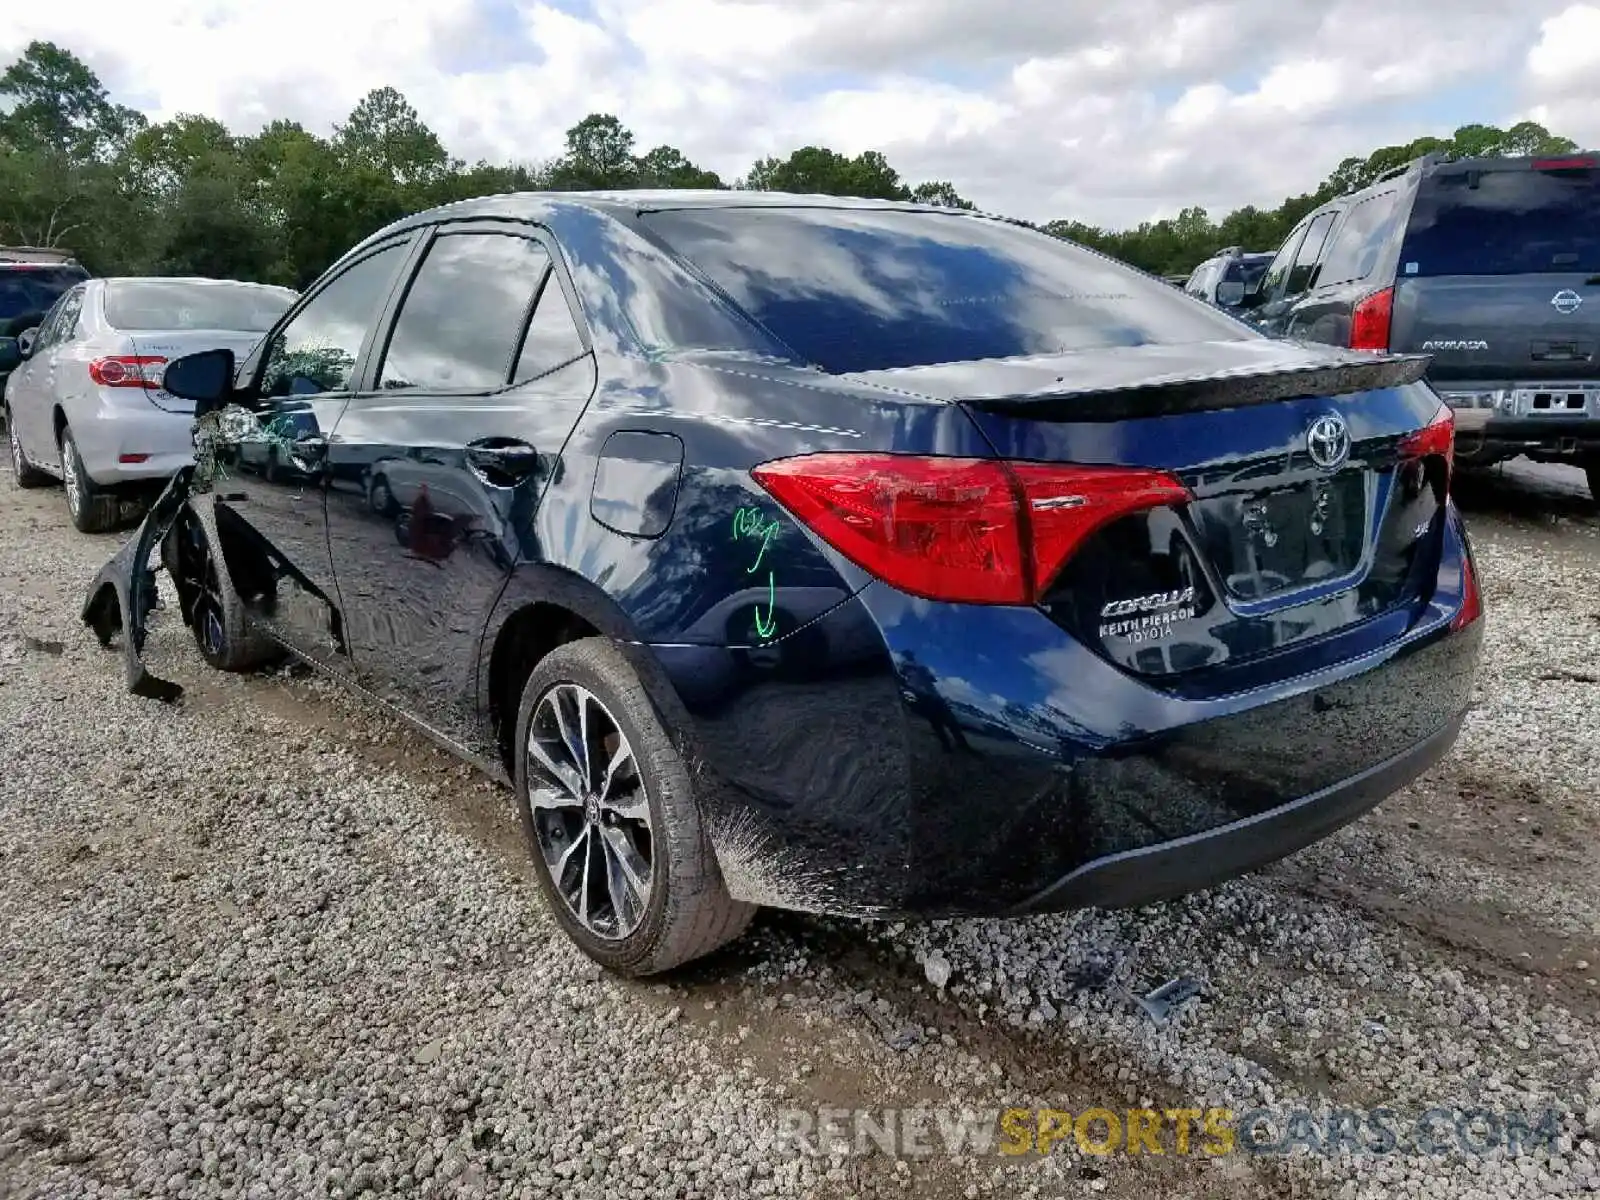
[489,604,599,772]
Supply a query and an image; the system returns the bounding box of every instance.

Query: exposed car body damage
[81,466,192,702]
[80,404,284,702]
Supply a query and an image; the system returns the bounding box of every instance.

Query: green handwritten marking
[753,572,776,639]
[732,505,780,573]
[732,506,783,641]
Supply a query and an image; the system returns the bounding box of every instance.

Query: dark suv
[0,248,90,400]
[1241,153,1600,497]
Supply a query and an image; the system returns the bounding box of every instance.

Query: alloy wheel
[180,516,227,658]
[62,438,82,517]
[8,418,23,475]
[526,683,654,940]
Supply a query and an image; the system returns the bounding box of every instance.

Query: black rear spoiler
[958,354,1431,423]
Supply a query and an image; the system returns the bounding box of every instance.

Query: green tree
[0,40,144,161]
[125,114,237,196]
[333,87,449,187]
[635,145,723,189]
[550,114,637,189]
[910,180,975,209]
[744,146,911,200]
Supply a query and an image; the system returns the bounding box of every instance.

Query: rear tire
[514,637,755,976]
[60,426,120,533]
[5,405,52,488]
[174,499,283,672]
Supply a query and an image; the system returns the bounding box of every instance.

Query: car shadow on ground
[1454,458,1596,525]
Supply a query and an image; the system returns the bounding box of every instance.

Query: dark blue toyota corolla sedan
[84,192,1482,974]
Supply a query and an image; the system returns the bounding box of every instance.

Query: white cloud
[2,0,1595,230]
[1520,5,1600,149]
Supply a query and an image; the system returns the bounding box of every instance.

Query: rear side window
[514,277,586,383]
[105,281,294,332]
[1401,166,1600,275]
[1287,212,1338,295]
[639,208,1249,374]
[1259,225,1308,300]
[380,233,550,392]
[1317,191,1403,286]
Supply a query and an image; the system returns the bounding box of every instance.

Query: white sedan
[2,276,296,532]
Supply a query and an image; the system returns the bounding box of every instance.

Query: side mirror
[16,328,38,359]
[1215,280,1246,308]
[0,337,19,372]
[163,348,237,413]
[1234,288,1267,311]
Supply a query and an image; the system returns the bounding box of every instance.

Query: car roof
[428,189,955,218]
[96,276,296,290]
[363,188,997,247]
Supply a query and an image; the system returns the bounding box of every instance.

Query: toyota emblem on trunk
[1552,289,1583,314]
[1306,413,1350,471]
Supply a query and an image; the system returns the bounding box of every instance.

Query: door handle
[465,438,540,484]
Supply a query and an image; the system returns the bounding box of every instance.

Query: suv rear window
[639,208,1247,374]
[105,280,295,332]
[0,266,89,323]
[1401,167,1600,276]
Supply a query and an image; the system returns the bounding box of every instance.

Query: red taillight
[1399,402,1455,491]
[89,355,166,388]
[1451,553,1482,631]
[1349,286,1394,351]
[750,453,1191,605]
[117,453,151,464]
[1533,156,1595,171]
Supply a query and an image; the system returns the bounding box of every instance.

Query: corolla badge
[1306,412,1351,471]
[1552,289,1583,315]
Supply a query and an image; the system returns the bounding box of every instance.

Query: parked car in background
[1,276,296,531]
[86,192,1481,979]
[0,247,89,399]
[1239,152,1600,498]
[1183,247,1274,310]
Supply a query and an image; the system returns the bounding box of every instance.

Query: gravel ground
[1,457,1597,1200]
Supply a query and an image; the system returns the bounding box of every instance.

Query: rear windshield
[1401,166,1600,276]
[0,266,88,322]
[638,208,1247,374]
[105,280,296,332]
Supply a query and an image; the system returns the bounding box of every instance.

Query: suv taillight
[1349,286,1394,352]
[89,355,166,388]
[751,453,1191,605]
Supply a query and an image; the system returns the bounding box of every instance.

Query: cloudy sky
[4,1,1598,228]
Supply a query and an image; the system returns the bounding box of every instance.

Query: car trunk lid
[127,330,263,413]
[847,339,1451,681]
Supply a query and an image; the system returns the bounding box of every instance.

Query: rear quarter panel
[476,354,990,912]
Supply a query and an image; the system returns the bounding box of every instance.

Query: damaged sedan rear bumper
[657,521,1482,921]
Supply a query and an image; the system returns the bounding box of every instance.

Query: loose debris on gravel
[1,460,1597,1200]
